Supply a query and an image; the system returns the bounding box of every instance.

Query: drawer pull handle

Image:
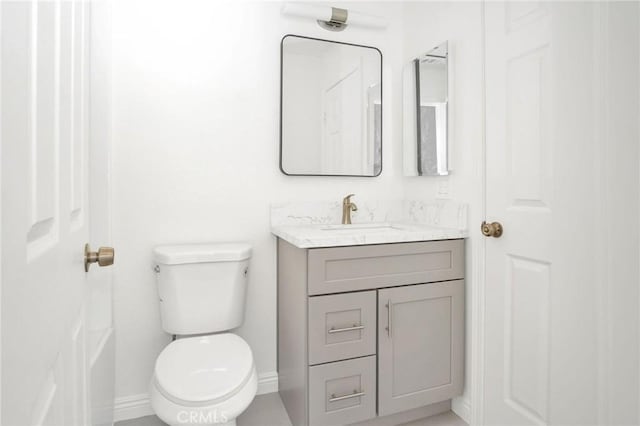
[329,390,365,403]
[328,324,364,334]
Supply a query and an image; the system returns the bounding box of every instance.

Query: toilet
[149,243,257,426]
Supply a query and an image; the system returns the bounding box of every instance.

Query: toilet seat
[150,365,257,426]
[154,333,254,405]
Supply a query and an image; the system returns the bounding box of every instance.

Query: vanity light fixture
[281,3,387,32]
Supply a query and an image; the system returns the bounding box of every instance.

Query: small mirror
[280,35,382,176]
[404,42,449,176]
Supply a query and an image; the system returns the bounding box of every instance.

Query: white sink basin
[320,223,403,232]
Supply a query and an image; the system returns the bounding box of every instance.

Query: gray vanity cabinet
[277,238,465,426]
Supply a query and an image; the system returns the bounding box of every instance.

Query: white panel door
[1,1,113,425]
[484,3,554,424]
[484,2,639,425]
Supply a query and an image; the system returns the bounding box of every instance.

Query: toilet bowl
[150,334,257,426]
[149,243,256,425]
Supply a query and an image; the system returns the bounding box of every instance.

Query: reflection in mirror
[413,41,449,176]
[280,35,382,176]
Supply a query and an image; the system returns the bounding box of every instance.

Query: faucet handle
[343,193,355,204]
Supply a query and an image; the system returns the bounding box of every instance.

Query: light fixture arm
[318,7,348,32]
[281,3,387,32]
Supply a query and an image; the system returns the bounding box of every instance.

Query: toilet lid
[155,334,254,403]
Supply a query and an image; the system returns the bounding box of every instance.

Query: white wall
[111,0,408,411]
[401,3,484,421]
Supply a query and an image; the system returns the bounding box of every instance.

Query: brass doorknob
[481,221,503,238]
[84,244,115,272]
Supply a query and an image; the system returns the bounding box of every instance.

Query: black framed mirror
[280,34,382,177]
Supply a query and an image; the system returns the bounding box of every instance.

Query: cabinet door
[378,280,464,416]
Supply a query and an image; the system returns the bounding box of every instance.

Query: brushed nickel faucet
[341,194,358,225]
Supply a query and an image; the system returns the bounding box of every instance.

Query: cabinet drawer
[308,291,376,365]
[308,356,376,426]
[308,240,464,295]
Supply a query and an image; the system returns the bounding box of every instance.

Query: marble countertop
[271,222,468,249]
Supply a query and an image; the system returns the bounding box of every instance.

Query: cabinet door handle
[385,299,392,338]
[329,390,365,403]
[328,324,365,334]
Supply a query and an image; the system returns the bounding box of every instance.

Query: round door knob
[84,244,115,272]
[481,221,503,238]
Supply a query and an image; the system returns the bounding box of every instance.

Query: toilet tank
[153,243,252,336]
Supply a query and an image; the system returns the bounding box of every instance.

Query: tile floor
[115,393,467,426]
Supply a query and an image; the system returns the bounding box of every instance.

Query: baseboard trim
[452,396,471,424]
[113,393,153,422]
[113,371,279,422]
[256,371,279,395]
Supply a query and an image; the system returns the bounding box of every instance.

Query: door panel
[504,256,550,422]
[484,3,554,424]
[1,1,113,424]
[483,2,640,425]
[378,281,464,416]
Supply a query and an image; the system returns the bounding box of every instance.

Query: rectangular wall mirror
[403,41,449,176]
[280,35,382,177]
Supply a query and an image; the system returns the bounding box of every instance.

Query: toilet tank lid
[153,243,252,265]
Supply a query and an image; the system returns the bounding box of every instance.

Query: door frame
[468,2,487,425]
[0,2,3,421]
